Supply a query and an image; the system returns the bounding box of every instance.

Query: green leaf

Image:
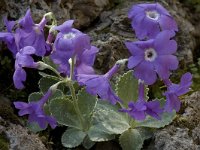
[28,92,43,102]
[50,89,64,100]
[28,90,63,102]
[49,97,81,129]
[91,101,130,135]
[27,122,44,133]
[116,71,138,106]
[136,111,176,128]
[39,76,63,93]
[61,128,86,148]
[119,129,143,150]
[42,56,58,70]
[82,136,95,149]
[137,128,154,140]
[77,88,97,126]
[116,71,149,107]
[38,72,60,79]
[88,124,115,142]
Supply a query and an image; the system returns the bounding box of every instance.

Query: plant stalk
[68,56,85,130]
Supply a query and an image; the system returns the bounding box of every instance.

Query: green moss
[0,133,9,150]
[182,0,200,12]
[0,100,20,124]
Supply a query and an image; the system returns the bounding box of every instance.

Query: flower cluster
[0,9,122,128]
[122,2,192,120]
[49,20,121,104]
[0,9,49,89]
[0,3,192,129]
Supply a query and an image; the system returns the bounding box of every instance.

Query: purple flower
[75,46,99,75]
[0,18,18,55]
[126,30,178,85]
[77,64,121,105]
[122,100,163,120]
[164,72,192,112]
[14,90,57,129]
[13,46,38,89]
[0,9,48,56]
[50,20,91,75]
[121,82,163,120]
[15,9,48,56]
[128,3,178,39]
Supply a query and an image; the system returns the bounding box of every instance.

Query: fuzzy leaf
[28,92,43,102]
[137,128,154,140]
[61,128,86,148]
[27,122,44,133]
[116,71,138,105]
[42,56,58,70]
[88,124,115,142]
[38,72,60,79]
[77,88,97,126]
[91,101,130,135]
[119,129,143,150]
[49,97,81,129]
[136,111,176,128]
[82,136,95,149]
[50,89,64,100]
[39,76,64,93]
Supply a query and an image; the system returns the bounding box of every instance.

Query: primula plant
[0,2,192,150]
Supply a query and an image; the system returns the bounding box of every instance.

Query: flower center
[63,32,76,39]
[144,48,157,62]
[146,11,160,21]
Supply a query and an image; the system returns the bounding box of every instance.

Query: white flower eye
[63,32,76,39]
[144,48,157,62]
[146,11,160,21]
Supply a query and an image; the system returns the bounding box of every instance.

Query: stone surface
[0,98,47,150]
[0,0,114,30]
[0,117,47,150]
[144,91,200,150]
[154,126,198,150]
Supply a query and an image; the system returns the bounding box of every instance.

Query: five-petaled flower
[128,3,178,39]
[126,30,178,85]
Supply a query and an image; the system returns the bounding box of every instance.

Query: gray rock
[154,126,198,150]
[0,117,47,150]
[0,0,113,30]
[145,91,200,150]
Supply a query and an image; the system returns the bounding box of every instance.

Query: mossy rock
[0,133,9,150]
[0,97,20,125]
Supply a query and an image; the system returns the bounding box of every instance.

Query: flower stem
[37,61,62,78]
[68,82,85,129]
[69,57,75,80]
[68,56,85,130]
